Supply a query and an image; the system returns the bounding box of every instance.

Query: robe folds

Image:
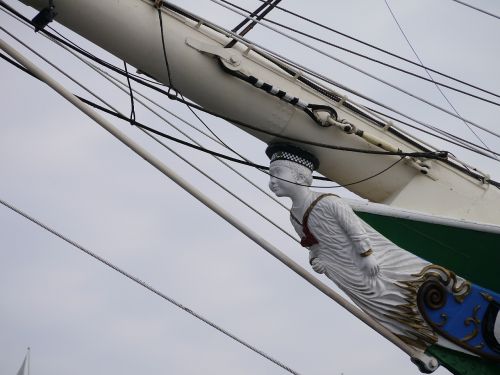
[290,192,439,349]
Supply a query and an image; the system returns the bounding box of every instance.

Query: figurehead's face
[268,160,312,197]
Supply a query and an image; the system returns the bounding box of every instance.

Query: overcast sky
[1,1,500,374]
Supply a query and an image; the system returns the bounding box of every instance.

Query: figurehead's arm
[331,198,380,277]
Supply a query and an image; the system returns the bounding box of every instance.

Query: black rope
[231,0,272,33]
[123,61,136,124]
[235,0,281,37]
[226,0,281,48]
[0,30,435,160]
[156,5,250,164]
[157,8,177,97]
[76,95,408,189]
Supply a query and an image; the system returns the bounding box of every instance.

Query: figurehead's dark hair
[266,143,320,171]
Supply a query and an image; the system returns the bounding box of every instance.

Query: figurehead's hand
[360,253,380,278]
[311,258,326,274]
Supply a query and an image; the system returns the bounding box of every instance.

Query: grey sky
[1,0,499,374]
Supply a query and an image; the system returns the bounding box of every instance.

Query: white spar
[16,0,500,225]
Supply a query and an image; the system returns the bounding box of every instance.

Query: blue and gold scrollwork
[416,271,500,362]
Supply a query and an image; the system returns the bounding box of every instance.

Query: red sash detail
[297,194,336,248]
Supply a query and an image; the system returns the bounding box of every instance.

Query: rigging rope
[450,0,500,20]
[123,61,136,125]
[156,7,252,167]
[0,197,303,375]
[221,0,500,107]
[252,0,500,99]
[231,0,273,33]
[383,0,497,160]
[226,0,281,48]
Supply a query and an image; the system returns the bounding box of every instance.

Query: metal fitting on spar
[30,0,57,32]
[325,116,436,178]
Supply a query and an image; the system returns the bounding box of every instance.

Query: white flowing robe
[290,192,438,348]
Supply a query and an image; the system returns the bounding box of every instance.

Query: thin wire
[223,0,500,107]
[208,0,500,139]
[0,197,302,375]
[156,6,252,164]
[252,0,500,99]
[383,0,497,160]
[450,0,500,20]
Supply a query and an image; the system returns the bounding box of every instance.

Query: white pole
[0,37,437,372]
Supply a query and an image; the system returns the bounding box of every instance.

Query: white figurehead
[265,143,487,363]
[267,146,380,278]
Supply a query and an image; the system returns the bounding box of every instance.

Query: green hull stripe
[426,345,500,375]
[355,212,500,293]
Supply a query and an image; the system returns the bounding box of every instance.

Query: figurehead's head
[266,143,319,196]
